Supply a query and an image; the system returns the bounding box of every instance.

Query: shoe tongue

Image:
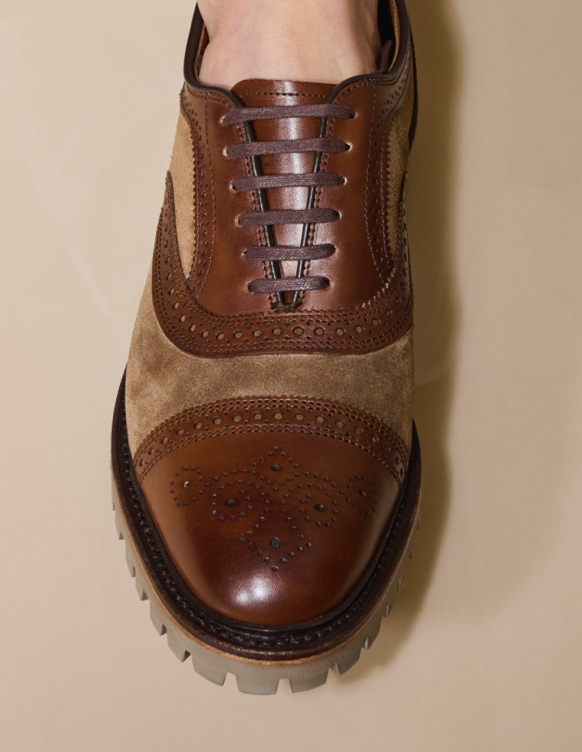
[230,79,335,107]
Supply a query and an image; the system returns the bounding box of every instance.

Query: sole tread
[111,409,422,694]
[112,484,420,694]
[193,661,228,687]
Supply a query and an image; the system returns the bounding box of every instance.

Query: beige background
[1,0,581,749]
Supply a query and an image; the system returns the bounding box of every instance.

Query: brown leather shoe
[112,0,421,694]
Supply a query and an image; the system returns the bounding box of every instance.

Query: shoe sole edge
[111,461,421,695]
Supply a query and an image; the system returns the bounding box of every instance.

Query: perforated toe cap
[134,398,408,626]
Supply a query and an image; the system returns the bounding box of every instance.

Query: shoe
[111,0,421,694]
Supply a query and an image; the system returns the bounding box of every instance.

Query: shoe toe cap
[135,405,407,627]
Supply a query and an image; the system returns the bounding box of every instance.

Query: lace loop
[248,277,330,294]
[223,104,355,124]
[245,244,335,262]
[232,172,344,192]
[238,208,339,227]
[226,137,348,158]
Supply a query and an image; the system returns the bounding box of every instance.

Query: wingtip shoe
[112,0,421,694]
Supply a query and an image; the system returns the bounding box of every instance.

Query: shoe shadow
[342,0,462,684]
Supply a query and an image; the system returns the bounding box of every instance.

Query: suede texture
[125,271,413,456]
[168,111,195,276]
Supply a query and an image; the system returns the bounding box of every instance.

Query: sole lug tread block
[236,674,280,695]
[137,587,148,602]
[115,516,124,540]
[363,617,382,650]
[124,544,136,578]
[149,600,167,636]
[192,661,227,687]
[166,628,192,663]
[113,507,125,541]
[333,646,361,676]
[289,670,329,693]
[134,573,149,602]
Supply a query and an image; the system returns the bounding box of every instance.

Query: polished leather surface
[136,397,406,626]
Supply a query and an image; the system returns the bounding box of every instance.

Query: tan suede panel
[386,70,414,260]
[126,275,413,457]
[168,112,195,275]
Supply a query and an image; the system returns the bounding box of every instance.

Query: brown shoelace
[223,103,355,308]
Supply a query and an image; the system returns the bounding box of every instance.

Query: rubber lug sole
[112,478,421,695]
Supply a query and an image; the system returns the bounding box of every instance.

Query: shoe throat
[221,38,393,312]
[224,78,353,311]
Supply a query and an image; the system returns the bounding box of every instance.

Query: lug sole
[111,380,421,694]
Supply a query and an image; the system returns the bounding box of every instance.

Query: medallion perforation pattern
[162,445,384,573]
